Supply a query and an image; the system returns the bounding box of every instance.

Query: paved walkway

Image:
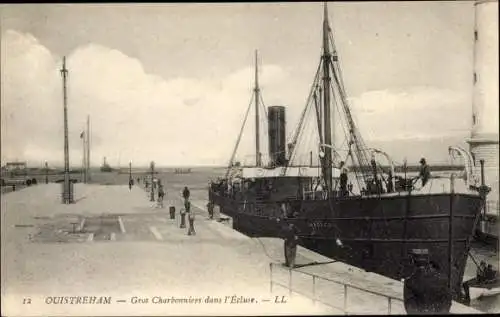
[1,184,339,316]
[2,183,484,315]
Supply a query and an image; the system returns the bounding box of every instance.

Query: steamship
[100,157,113,172]
[209,3,486,297]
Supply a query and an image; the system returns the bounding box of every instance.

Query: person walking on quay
[182,186,190,202]
[187,211,196,236]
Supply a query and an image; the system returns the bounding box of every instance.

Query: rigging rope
[225,93,255,179]
[287,59,323,160]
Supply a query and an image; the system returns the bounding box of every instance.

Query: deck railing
[269,262,404,315]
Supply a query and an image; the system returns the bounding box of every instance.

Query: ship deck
[1,183,484,315]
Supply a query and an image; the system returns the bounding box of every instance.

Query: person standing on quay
[182,186,190,203]
[207,201,214,220]
[158,182,165,208]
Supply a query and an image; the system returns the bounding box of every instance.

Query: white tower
[468,0,499,206]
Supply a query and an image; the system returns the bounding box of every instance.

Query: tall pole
[129,161,132,190]
[448,173,455,293]
[254,50,261,167]
[322,3,333,193]
[61,56,73,204]
[82,132,86,183]
[86,115,91,182]
[45,161,48,184]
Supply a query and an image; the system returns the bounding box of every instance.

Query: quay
[1,183,482,316]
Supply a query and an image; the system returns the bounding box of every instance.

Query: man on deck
[386,170,394,193]
[417,158,431,187]
[340,167,348,197]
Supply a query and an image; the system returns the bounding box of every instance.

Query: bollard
[169,206,175,220]
[312,275,316,304]
[180,209,186,228]
[187,212,196,235]
[270,263,273,293]
[343,284,348,314]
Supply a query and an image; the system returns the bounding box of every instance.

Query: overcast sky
[1,2,480,167]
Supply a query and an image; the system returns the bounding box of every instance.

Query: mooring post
[312,275,316,304]
[388,297,392,315]
[269,263,273,293]
[343,284,348,314]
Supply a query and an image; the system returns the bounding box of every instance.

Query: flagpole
[86,115,90,182]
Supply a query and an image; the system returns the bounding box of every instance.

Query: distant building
[2,162,27,172]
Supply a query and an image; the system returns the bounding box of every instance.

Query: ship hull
[210,190,482,296]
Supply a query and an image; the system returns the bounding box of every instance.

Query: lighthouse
[468,0,499,206]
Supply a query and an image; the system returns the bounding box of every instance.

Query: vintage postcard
[1,1,499,316]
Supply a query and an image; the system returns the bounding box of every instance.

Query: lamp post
[82,131,86,183]
[60,56,73,204]
[150,161,155,202]
[45,161,48,184]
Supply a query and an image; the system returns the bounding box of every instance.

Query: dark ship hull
[209,189,483,296]
[100,166,113,172]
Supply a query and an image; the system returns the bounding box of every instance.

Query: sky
[0,2,483,167]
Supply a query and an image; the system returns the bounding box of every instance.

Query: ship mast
[322,2,333,192]
[254,50,261,167]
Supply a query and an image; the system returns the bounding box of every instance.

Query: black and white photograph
[1,1,499,315]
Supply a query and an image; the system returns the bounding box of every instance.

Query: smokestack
[268,106,286,167]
